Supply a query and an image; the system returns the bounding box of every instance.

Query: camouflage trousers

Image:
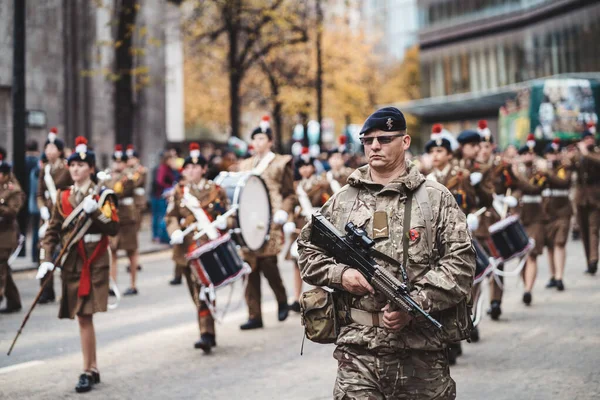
[333,345,456,400]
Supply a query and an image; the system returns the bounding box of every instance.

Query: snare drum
[473,238,493,284]
[186,233,250,289]
[488,215,532,262]
[214,172,271,251]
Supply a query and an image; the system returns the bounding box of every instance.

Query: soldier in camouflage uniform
[298,107,475,400]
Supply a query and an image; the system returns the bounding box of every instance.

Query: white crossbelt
[83,233,102,243]
[521,195,542,204]
[121,197,134,206]
[541,188,569,197]
[350,308,384,327]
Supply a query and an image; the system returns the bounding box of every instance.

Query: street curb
[12,246,171,274]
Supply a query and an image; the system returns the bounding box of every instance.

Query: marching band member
[36,137,119,393]
[0,151,25,314]
[107,145,139,296]
[126,145,147,272]
[567,124,600,275]
[166,143,230,353]
[237,116,296,330]
[36,127,73,304]
[287,149,332,312]
[512,135,546,305]
[542,139,572,291]
[325,137,354,193]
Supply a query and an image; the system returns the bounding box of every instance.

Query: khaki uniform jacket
[166,180,230,266]
[40,183,119,318]
[569,147,600,207]
[542,163,572,221]
[238,154,296,258]
[298,162,475,351]
[292,174,333,230]
[0,181,25,250]
[327,166,354,189]
[513,161,546,226]
[37,159,73,210]
[129,163,148,210]
[107,170,137,225]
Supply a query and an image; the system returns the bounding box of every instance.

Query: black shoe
[278,302,289,322]
[90,370,101,384]
[0,305,22,314]
[123,288,138,296]
[75,373,94,393]
[572,230,580,241]
[585,261,597,275]
[38,288,56,304]
[523,292,532,306]
[126,265,143,273]
[109,289,116,297]
[546,278,557,288]
[169,277,182,285]
[289,301,301,313]
[470,326,479,343]
[556,280,565,291]
[240,319,263,330]
[194,333,216,353]
[490,300,501,321]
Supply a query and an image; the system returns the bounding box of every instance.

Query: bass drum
[214,172,271,251]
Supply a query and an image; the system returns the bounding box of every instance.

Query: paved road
[1,239,599,399]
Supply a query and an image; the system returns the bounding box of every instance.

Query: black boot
[0,304,22,314]
[470,326,479,343]
[489,300,502,321]
[556,280,565,291]
[523,292,532,306]
[545,278,557,288]
[75,373,94,393]
[38,286,55,304]
[123,288,138,296]
[194,333,216,353]
[109,289,116,297]
[169,277,182,285]
[289,301,301,313]
[240,318,263,330]
[586,261,597,275]
[278,302,289,322]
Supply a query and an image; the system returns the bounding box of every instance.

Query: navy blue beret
[424,137,452,153]
[457,130,482,145]
[582,130,595,139]
[359,107,407,137]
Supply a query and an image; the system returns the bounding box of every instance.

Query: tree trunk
[315,0,323,147]
[114,0,138,146]
[229,71,241,138]
[273,99,283,153]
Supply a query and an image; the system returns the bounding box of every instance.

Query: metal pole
[12,0,27,256]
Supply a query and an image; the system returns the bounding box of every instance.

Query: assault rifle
[310,213,443,330]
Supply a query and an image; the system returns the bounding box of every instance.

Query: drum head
[238,175,271,251]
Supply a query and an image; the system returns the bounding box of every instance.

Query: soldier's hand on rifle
[341,268,374,296]
[381,303,412,331]
[36,262,55,280]
[82,195,99,214]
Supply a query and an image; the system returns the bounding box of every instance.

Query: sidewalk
[11,214,170,272]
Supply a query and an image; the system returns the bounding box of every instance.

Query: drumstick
[193,205,239,241]
[473,207,487,218]
[502,188,512,219]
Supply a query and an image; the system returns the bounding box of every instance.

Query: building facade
[403,0,600,143]
[0,0,183,170]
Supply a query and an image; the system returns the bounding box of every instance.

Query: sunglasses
[360,133,405,146]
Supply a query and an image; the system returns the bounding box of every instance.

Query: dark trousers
[0,250,21,308]
[245,255,287,320]
[577,205,600,264]
[181,265,215,335]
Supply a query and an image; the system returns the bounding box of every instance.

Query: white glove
[96,170,111,182]
[82,195,99,214]
[466,213,479,232]
[504,196,518,208]
[170,229,184,245]
[40,206,51,221]
[38,222,47,239]
[273,210,289,225]
[214,216,228,231]
[36,262,55,280]
[283,221,296,236]
[470,172,483,186]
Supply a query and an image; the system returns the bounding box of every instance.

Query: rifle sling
[401,190,412,286]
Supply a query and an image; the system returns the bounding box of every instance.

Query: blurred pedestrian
[151,151,175,243]
[25,140,40,262]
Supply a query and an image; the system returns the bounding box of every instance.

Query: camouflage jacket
[298,162,475,351]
